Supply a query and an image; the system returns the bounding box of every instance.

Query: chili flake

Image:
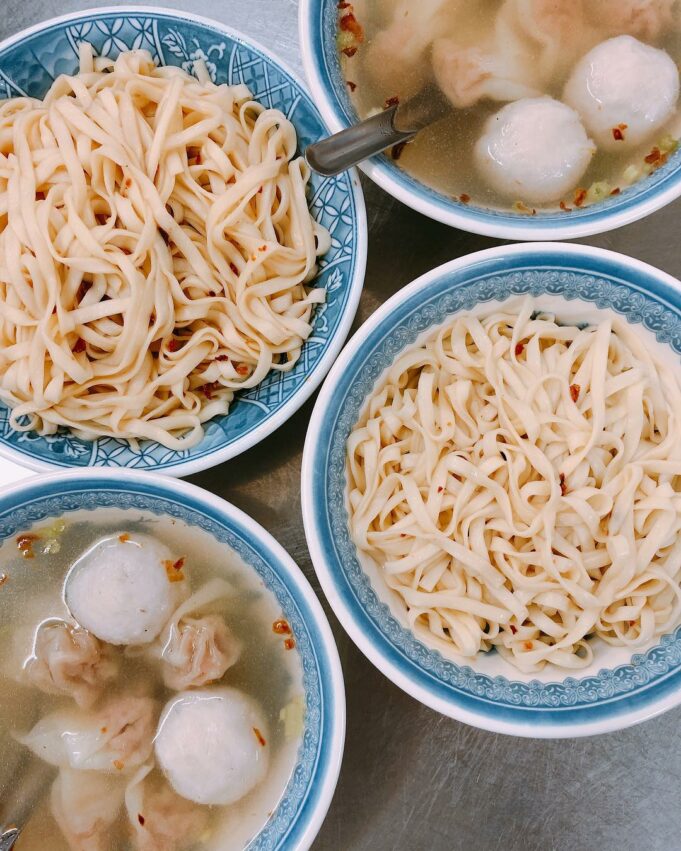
[514,342,524,356]
[253,727,267,747]
[138,814,145,826]
[437,486,444,493]
[346,80,357,92]
[523,641,533,651]
[384,95,400,109]
[573,188,587,207]
[17,533,37,559]
[273,619,291,635]
[342,46,358,57]
[118,533,130,543]
[164,558,186,583]
[612,123,628,142]
[199,381,221,400]
[113,760,124,771]
[235,363,250,376]
[569,383,580,403]
[559,472,567,496]
[610,187,621,196]
[459,193,471,204]
[510,624,517,634]
[284,638,296,651]
[339,13,364,41]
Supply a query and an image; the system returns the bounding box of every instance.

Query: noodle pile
[0,45,329,449]
[348,299,681,671]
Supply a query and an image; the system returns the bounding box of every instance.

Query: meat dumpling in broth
[50,769,125,851]
[155,578,241,691]
[155,687,269,806]
[495,0,600,86]
[17,695,156,773]
[432,37,540,109]
[125,764,209,851]
[64,533,187,646]
[474,97,595,204]
[564,36,680,152]
[22,620,118,709]
[361,0,464,100]
[585,0,678,41]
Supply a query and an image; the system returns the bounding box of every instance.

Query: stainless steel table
[3,2,681,849]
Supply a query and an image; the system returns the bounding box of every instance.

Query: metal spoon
[305,84,451,176]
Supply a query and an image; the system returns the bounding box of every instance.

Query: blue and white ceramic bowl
[302,243,681,737]
[0,468,345,849]
[299,0,681,240]
[0,7,367,476]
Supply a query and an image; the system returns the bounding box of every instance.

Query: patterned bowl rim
[298,0,681,240]
[301,241,681,738]
[0,5,367,478]
[0,467,345,851]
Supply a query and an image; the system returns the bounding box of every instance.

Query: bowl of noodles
[0,7,366,475]
[302,242,681,737]
[300,0,681,240]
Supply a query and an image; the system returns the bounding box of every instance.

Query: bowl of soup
[0,469,344,850]
[302,241,681,737]
[300,0,681,239]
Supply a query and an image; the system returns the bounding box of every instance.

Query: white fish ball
[564,36,679,152]
[64,533,181,645]
[474,97,595,205]
[155,688,269,806]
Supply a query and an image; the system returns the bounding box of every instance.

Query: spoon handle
[305,106,413,176]
[0,828,20,851]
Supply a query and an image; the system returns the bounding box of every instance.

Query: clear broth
[340,0,681,212]
[0,509,304,851]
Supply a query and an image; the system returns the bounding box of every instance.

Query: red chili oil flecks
[569,383,580,403]
[559,472,567,496]
[163,558,186,583]
[612,123,628,141]
[560,200,572,212]
[523,641,533,651]
[437,486,444,493]
[514,342,524,356]
[573,188,587,207]
[342,46,358,57]
[235,363,250,376]
[459,193,471,204]
[284,638,296,651]
[118,533,130,543]
[273,619,291,635]
[253,727,267,747]
[645,146,668,169]
[384,95,400,109]
[17,534,38,559]
[200,381,222,400]
[510,624,518,634]
[339,12,364,41]
[138,814,145,826]
[610,187,621,196]
[346,80,357,92]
